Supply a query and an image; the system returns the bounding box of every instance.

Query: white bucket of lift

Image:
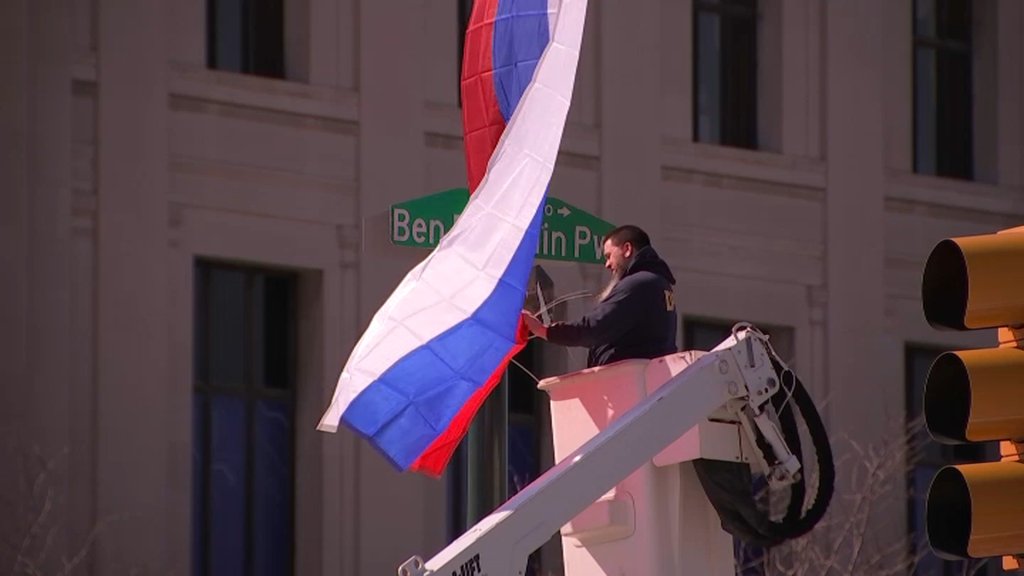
[538,351,743,576]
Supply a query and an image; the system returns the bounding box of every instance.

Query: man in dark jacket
[522,225,677,367]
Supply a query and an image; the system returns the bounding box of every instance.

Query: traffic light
[921,226,1024,570]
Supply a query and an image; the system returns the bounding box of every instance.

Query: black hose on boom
[693,358,835,547]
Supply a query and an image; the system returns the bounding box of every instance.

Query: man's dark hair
[604,225,651,250]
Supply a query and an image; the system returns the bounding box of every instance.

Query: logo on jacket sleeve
[664,290,675,311]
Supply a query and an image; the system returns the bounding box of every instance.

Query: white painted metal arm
[397,329,788,576]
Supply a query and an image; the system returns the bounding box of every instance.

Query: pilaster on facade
[95,0,171,571]
[823,0,888,443]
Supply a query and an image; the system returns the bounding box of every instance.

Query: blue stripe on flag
[343,204,545,470]
[493,0,551,122]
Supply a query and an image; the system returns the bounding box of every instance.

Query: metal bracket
[728,326,801,489]
[398,556,426,576]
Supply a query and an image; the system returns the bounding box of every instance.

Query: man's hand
[520,310,548,340]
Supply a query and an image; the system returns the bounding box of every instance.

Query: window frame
[692,0,759,150]
[911,0,974,180]
[193,260,298,576]
[206,0,285,79]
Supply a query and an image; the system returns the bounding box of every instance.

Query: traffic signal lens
[924,352,971,444]
[927,462,1024,559]
[927,466,971,559]
[922,232,1024,331]
[923,239,969,331]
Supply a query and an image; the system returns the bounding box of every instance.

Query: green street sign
[390,188,470,247]
[390,188,615,264]
[538,197,615,263]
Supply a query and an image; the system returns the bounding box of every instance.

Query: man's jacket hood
[624,246,675,286]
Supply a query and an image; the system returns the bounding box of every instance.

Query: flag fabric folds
[317,0,588,476]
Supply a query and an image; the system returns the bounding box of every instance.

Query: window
[207,0,285,78]
[193,262,297,576]
[693,0,758,149]
[457,0,474,107]
[682,317,794,366]
[913,0,973,179]
[446,341,557,576]
[905,346,995,576]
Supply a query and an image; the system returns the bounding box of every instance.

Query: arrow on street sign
[389,189,615,264]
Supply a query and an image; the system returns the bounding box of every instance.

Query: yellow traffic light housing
[928,462,1024,559]
[924,349,1024,445]
[921,226,1024,569]
[922,229,1024,332]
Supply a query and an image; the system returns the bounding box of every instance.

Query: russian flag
[318,0,588,476]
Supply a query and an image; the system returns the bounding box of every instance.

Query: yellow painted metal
[957,348,1024,442]
[961,462,1024,559]
[928,462,1024,559]
[1000,325,1024,348]
[924,348,1024,444]
[954,230,1024,330]
[1002,440,1024,462]
[923,226,1024,563]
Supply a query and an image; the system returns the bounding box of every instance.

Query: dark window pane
[913,0,972,180]
[194,262,297,576]
[507,417,537,496]
[700,0,756,9]
[694,1,757,149]
[946,442,989,463]
[208,0,284,78]
[446,444,469,542]
[253,399,293,576]
[935,49,972,179]
[253,275,294,391]
[683,320,732,352]
[914,0,936,37]
[211,0,245,72]
[914,46,937,175]
[250,0,284,78]
[721,7,757,147]
[208,268,247,389]
[937,0,970,43]
[209,395,247,576]
[507,416,544,576]
[192,395,207,576]
[695,11,722,144]
[916,0,971,42]
[509,341,537,415]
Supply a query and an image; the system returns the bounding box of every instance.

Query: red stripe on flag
[409,319,531,477]
[460,0,506,193]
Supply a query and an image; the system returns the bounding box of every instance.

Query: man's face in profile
[602,238,633,277]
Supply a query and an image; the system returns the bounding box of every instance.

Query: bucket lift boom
[398,326,798,576]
